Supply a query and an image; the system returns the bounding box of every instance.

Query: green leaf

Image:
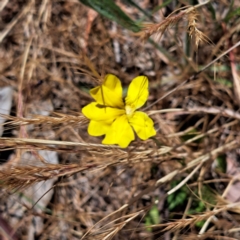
[145,216,152,232]
[215,155,227,173]
[207,3,216,20]
[195,220,205,228]
[195,201,205,213]
[79,0,141,32]
[187,185,215,216]
[200,185,216,206]
[167,183,188,211]
[225,7,240,22]
[215,78,233,87]
[149,205,160,225]
[145,204,161,232]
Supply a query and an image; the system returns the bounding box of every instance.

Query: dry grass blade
[0,163,94,190]
[83,209,144,239]
[2,113,88,127]
[0,137,119,150]
[0,136,173,161]
[158,202,240,233]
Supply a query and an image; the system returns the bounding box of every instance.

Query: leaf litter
[0,0,240,239]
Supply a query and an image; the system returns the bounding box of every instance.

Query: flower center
[125,105,135,116]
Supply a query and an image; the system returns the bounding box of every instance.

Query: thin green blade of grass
[79,0,141,32]
[207,2,216,20]
[224,0,235,22]
[145,204,161,232]
[148,38,174,62]
[224,7,240,22]
[79,0,174,62]
[152,0,173,13]
[123,0,152,19]
[137,0,173,22]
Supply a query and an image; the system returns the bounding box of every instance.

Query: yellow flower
[82,74,156,148]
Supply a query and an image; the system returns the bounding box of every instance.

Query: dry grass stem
[2,113,88,127]
[0,163,92,190]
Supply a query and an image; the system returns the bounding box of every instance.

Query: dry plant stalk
[0,163,94,190]
[138,3,210,48]
[138,10,186,41]
[1,113,88,127]
[158,201,240,233]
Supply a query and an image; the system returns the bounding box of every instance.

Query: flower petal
[102,115,134,148]
[129,111,156,140]
[88,120,112,136]
[82,102,125,121]
[125,76,149,110]
[90,74,124,108]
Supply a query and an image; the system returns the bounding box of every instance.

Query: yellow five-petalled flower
[82,74,156,148]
